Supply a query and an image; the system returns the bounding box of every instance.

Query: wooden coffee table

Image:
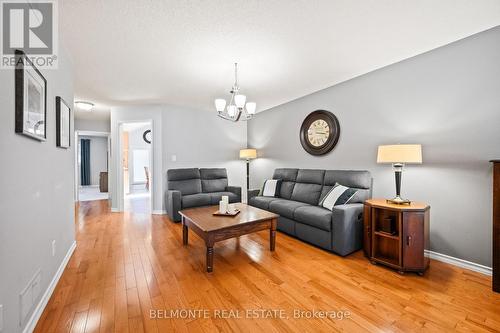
[179,203,279,272]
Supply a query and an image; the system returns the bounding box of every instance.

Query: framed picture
[15,50,47,141]
[56,96,71,148]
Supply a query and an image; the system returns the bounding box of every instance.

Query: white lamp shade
[377,144,422,164]
[227,105,237,117]
[239,148,257,159]
[215,99,226,112]
[234,94,246,108]
[246,102,256,114]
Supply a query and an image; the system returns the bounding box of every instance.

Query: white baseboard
[425,250,492,276]
[152,210,166,215]
[110,207,120,212]
[23,240,77,333]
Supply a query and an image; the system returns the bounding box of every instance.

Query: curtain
[80,139,91,186]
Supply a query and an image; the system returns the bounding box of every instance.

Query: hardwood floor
[34,200,500,332]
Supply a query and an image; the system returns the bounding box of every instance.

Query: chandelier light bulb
[214,99,226,112]
[234,94,246,108]
[246,102,256,115]
[227,105,237,117]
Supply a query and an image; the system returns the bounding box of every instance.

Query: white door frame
[74,130,111,202]
[117,119,154,213]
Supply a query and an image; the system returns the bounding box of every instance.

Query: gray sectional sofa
[248,168,371,256]
[166,168,241,222]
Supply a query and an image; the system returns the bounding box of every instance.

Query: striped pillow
[320,183,358,210]
[262,179,282,197]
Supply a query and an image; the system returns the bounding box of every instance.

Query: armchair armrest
[247,188,260,201]
[225,186,242,202]
[331,203,364,256]
[166,190,182,222]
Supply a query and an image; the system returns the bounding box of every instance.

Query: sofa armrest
[225,186,242,202]
[331,203,364,256]
[247,188,260,201]
[166,190,182,222]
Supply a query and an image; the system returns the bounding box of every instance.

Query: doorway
[74,131,111,202]
[120,121,153,214]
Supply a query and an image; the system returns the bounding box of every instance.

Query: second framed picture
[56,96,71,148]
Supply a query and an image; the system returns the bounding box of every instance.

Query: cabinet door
[403,212,425,270]
[363,205,371,257]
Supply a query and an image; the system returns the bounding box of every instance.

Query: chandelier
[215,63,256,121]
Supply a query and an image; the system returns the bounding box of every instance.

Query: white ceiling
[61,0,500,116]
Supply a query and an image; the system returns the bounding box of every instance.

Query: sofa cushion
[296,169,325,184]
[321,170,371,203]
[249,196,279,210]
[268,199,310,220]
[272,168,298,199]
[182,193,211,208]
[290,169,325,205]
[167,168,200,181]
[291,183,323,206]
[167,168,202,195]
[294,205,332,231]
[208,191,239,205]
[169,179,202,196]
[200,168,228,192]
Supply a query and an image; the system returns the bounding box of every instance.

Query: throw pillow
[262,179,282,197]
[320,183,358,210]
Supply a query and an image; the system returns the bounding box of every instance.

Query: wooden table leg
[206,247,214,272]
[270,218,277,251]
[182,218,188,245]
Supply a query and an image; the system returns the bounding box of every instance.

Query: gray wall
[74,114,111,132]
[248,26,500,267]
[0,49,75,332]
[79,136,108,186]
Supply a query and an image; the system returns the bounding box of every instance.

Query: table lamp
[240,148,257,190]
[377,144,422,205]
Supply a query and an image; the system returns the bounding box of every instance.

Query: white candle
[219,200,228,213]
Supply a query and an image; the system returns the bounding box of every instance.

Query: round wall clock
[299,110,340,155]
[143,130,152,144]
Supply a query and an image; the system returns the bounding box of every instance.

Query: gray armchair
[166,168,241,222]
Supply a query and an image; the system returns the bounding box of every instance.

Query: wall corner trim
[152,210,166,215]
[425,250,492,276]
[110,207,120,213]
[23,240,77,333]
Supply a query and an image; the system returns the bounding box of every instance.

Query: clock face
[300,110,340,155]
[307,119,330,147]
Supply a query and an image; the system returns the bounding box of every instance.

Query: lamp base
[386,196,411,205]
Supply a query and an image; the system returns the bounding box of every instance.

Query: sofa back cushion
[272,168,298,199]
[200,168,228,193]
[167,168,202,195]
[291,169,325,205]
[320,170,371,203]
